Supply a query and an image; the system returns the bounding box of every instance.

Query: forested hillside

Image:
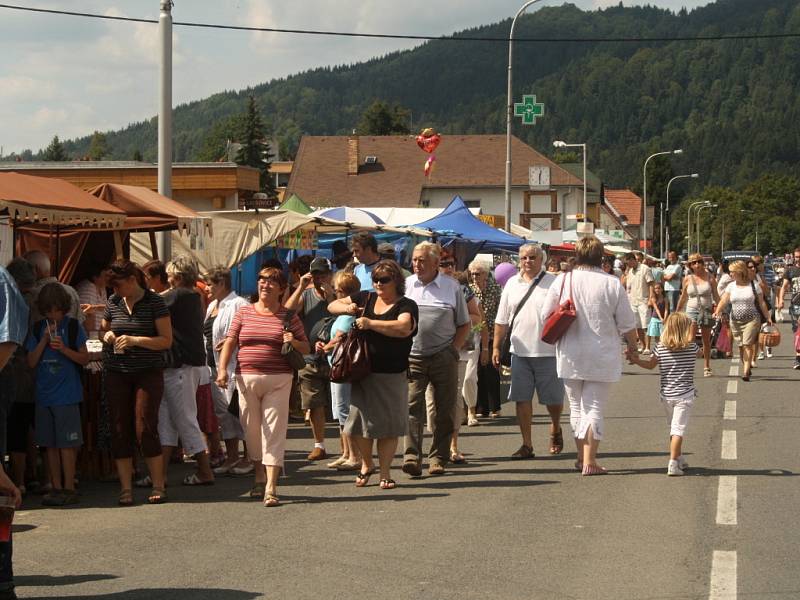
[52,0,800,193]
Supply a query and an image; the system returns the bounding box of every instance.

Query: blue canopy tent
[411,196,526,265]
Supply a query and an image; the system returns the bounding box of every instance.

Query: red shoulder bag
[541,273,577,344]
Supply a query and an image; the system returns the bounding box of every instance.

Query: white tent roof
[367,206,480,227]
[130,209,428,272]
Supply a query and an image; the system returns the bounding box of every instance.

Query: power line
[1,2,798,43]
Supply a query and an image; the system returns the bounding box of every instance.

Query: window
[365,155,378,164]
[463,199,481,208]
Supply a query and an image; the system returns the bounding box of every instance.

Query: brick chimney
[347,135,359,176]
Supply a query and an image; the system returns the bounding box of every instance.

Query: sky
[0,0,713,155]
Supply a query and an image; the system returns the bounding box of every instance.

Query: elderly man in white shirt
[542,236,639,475]
[404,242,470,477]
[205,267,251,475]
[493,244,564,459]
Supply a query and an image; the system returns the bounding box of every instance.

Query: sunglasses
[747,265,756,269]
[257,275,281,284]
[372,276,393,285]
[440,261,455,268]
[691,260,703,265]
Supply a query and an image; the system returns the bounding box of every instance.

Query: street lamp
[664,173,699,259]
[505,0,547,230]
[739,209,759,253]
[642,148,683,252]
[553,140,587,223]
[687,200,710,254]
[696,203,717,254]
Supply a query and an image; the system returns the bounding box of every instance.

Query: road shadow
[290,492,450,504]
[16,574,118,587]
[398,479,558,491]
[21,589,260,600]
[610,467,796,477]
[11,524,37,533]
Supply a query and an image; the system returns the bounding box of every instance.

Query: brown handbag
[541,273,577,344]
[329,295,372,383]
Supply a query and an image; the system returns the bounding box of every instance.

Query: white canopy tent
[130,209,428,272]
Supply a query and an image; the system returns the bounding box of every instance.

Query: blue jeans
[666,290,681,313]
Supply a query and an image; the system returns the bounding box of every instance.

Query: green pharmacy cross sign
[514,94,545,125]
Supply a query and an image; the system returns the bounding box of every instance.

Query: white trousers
[563,379,612,440]
[209,366,244,441]
[158,365,207,455]
[661,390,695,437]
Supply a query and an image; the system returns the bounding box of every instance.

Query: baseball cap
[377,242,395,256]
[309,257,332,273]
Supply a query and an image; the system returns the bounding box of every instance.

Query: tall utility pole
[505,0,545,230]
[156,0,173,261]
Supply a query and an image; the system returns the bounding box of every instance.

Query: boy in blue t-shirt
[25,283,88,506]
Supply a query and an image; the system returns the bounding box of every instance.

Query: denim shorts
[687,308,715,328]
[508,355,564,406]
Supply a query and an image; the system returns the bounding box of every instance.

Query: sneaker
[641,349,652,356]
[794,357,800,370]
[230,461,255,475]
[766,347,773,358]
[667,459,684,476]
[428,463,446,476]
[402,461,422,478]
[678,455,689,470]
[757,351,765,360]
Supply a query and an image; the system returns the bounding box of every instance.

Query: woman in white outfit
[541,236,639,475]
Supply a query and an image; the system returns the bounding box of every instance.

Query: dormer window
[364,156,378,164]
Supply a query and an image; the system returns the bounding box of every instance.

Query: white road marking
[709,550,737,599]
[721,430,737,460]
[716,476,737,525]
[726,380,738,394]
[728,366,739,377]
[724,400,736,420]
[731,357,740,364]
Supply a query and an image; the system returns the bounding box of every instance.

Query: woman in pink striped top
[216,267,309,506]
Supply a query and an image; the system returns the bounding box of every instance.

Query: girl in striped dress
[628,312,697,476]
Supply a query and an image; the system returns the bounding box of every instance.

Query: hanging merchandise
[416,128,441,177]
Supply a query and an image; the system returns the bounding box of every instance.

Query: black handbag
[281,310,307,371]
[500,271,546,367]
[750,281,770,323]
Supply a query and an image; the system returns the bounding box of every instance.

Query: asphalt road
[11,321,800,600]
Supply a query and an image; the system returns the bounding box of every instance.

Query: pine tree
[235,96,276,198]
[357,101,411,135]
[42,135,68,161]
[88,131,109,160]
[132,149,143,161]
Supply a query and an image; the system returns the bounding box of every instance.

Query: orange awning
[88,183,211,234]
[0,172,126,229]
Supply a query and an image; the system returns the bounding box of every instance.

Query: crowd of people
[0,237,798,509]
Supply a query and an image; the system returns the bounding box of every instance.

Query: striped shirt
[653,342,698,398]
[102,290,170,373]
[227,305,307,375]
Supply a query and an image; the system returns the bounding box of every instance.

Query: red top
[228,305,307,375]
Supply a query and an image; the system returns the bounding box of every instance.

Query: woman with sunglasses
[327,260,418,490]
[216,267,310,507]
[101,261,172,505]
[713,260,772,381]
[677,253,719,377]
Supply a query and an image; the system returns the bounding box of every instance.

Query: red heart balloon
[416,132,441,154]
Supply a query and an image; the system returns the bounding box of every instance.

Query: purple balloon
[494,262,518,288]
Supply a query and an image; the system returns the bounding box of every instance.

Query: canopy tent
[309,206,385,226]
[412,195,525,254]
[130,209,428,274]
[0,172,126,230]
[278,193,313,215]
[19,182,213,283]
[368,206,480,227]
[88,183,212,236]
